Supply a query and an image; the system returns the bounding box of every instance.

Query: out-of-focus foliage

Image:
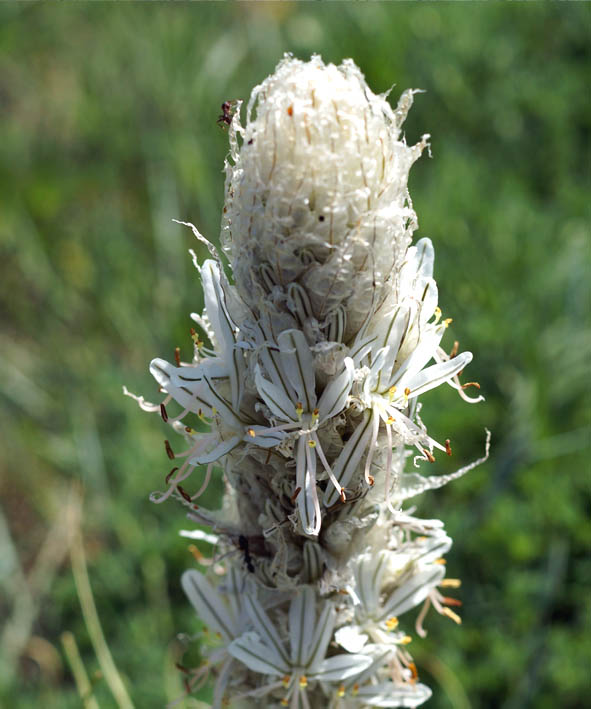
[0,4,588,708]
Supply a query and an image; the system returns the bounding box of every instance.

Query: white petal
[149,358,215,416]
[312,653,373,681]
[317,357,354,421]
[401,351,473,399]
[297,436,321,536]
[255,365,298,422]
[189,434,241,465]
[228,632,289,676]
[355,681,432,707]
[181,570,236,642]
[277,329,317,412]
[243,594,290,667]
[334,625,368,653]
[379,566,446,621]
[304,600,336,669]
[289,587,316,666]
[323,410,374,507]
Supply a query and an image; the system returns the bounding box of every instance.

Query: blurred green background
[0,3,588,708]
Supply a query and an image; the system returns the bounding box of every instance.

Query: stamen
[385,616,399,631]
[400,635,412,645]
[312,408,319,421]
[368,475,375,486]
[442,607,462,625]
[433,306,441,324]
[443,317,453,327]
[404,387,411,398]
[340,489,347,503]
[352,684,359,696]
[185,426,195,434]
[291,487,302,504]
[177,486,192,503]
[295,402,304,419]
[191,463,214,500]
[445,439,452,456]
[441,596,463,607]
[299,676,308,689]
[280,700,288,707]
[434,558,446,565]
[247,428,256,438]
[337,685,345,698]
[388,385,397,402]
[160,403,169,422]
[415,596,431,638]
[188,544,204,562]
[308,439,316,447]
[461,381,481,390]
[449,340,459,358]
[165,467,179,484]
[408,662,418,682]
[440,578,461,588]
[165,440,175,459]
[175,347,181,367]
[423,449,436,463]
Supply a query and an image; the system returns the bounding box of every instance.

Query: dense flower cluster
[128,55,487,708]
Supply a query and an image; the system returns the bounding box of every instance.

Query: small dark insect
[217,100,237,128]
[238,534,255,573]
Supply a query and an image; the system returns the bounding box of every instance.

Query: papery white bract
[129,54,487,709]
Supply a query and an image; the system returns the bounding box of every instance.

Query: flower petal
[181,569,236,642]
[277,329,317,412]
[228,632,289,676]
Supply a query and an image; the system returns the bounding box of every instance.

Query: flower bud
[221,54,429,342]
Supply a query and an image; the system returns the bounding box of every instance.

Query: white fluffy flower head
[223,54,429,340]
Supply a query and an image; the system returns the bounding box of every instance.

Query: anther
[308,439,316,448]
[295,402,303,418]
[185,426,194,434]
[385,616,399,631]
[165,467,179,484]
[312,408,319,419]
[247,428,256,438]
[188,544,204,562]
[174,347,181,367]
[450,340,459,358]
[160,403,169,422]
[400,635,412,645]
[280,700,288,707]
[337,685,345,698]
[299,676,308,688]
[435,558,447,565]
[177,486,192,503]
[164,440,175,459]
[388,385,397,402]
[409,662,418,681]
[442,607,462,625]
[433,306,442,324]
[461,381,481,390]
[282,676,290,688]
[291,487,302,504]
[443,318,453,327]
[423,449,436,463]
[442,596,463,607]
[440,578,461,588]
[386,416,395,424]
[340,489,347,503]
[287,104,294,116]
[445,439,452,456]
[368,475,375,486]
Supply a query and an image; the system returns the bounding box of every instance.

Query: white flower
[254,327,354,535]
[228,586,373,708]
